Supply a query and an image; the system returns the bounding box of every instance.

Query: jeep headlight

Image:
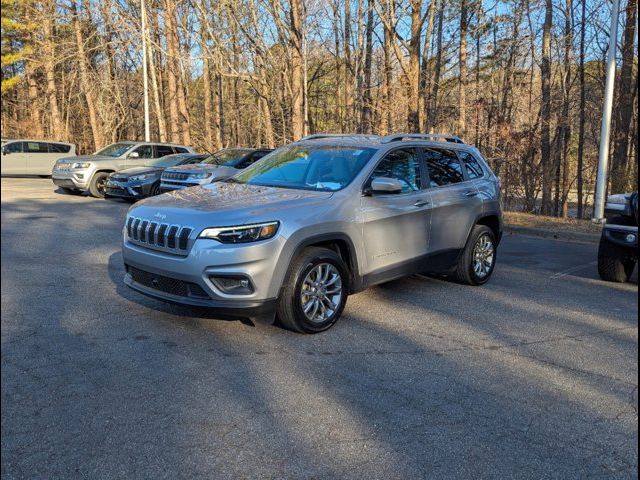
[190,172,211,179]
[71,162,91,169]
[199,222,279,243]
[130,173,154,181]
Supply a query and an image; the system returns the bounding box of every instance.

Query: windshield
[232,145,377,192]
[201,149,252,167]
[95,143,133,157]
[146,154,190,168]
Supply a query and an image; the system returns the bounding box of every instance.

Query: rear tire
[277,247,349,333]
[453,225,497,285]
[89,172,110,198]
[597,235,635,283]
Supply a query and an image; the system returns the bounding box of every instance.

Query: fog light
[625,234,636,243]
[209,275,254,295]
[77,174,84,179]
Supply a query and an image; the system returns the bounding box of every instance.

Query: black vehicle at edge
[598,191,638,283]
[105,153,209,200]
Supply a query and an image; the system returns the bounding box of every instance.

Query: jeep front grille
[126,216,193,253]
[162,171,190,181]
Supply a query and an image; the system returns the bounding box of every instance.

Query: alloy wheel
[472,233,495,279]
[300,263,343,323]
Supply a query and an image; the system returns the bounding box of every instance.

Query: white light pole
[593,0,620,223]
[141,0,151,142]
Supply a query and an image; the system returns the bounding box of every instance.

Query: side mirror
[128,151,140,158]
[368,177,403,195]
[2,148,9,155]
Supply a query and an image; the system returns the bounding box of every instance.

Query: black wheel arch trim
[287,232,361,293]
[465,212,503,247]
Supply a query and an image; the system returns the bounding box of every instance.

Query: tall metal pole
[141,0,151,142]
[593,0,620,222]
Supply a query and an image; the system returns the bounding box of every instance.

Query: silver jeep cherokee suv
[121,134,502,333]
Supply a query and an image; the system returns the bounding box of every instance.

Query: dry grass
[504,211,602,235]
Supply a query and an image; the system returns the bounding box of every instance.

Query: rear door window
[424,149,465,187]
[156,145,175,157]
[25,142,50,153]
[49,143,71,153]
[174,147,189,154]
[133,145,154,158]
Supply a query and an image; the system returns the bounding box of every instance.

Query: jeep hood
[58,154,116,163]
[129,182,334,226]
[115,166,164,177]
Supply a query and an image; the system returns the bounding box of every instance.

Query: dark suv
[598,192,638,283]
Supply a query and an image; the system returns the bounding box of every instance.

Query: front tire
[88,172,110,198]
[277,247,349,333]
[597,235,635,283]
[453,225,497,285]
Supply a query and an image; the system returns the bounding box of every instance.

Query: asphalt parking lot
[1,177,638,479]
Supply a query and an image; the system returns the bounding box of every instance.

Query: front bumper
[106,179,157,199]
[52,169,90,190]
[121,235,285,318]
[603,223,638,252]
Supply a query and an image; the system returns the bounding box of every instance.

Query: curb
[504,225,600,244]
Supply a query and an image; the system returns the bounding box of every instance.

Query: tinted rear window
[156,145,175,157]
[425,149,465,187]
[459,151,484,179]
[49,143,71,153]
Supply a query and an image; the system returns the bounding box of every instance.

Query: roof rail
[381,133,464,144]
[298,134,381,142]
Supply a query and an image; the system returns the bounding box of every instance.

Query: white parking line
[550,261,598,279]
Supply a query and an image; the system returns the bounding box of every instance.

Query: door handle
[413,200,430,207]
[465,190,479,197]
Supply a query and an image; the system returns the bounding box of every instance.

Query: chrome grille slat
[125,216,192,253]
[149,222,159,245]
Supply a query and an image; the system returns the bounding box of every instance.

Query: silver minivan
[1,139,76,176]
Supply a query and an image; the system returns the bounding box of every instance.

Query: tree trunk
[420,0,436,132]
[540,0,553,215]
[25,34,43,139]
[202,50,214,152]
[381,0,394,134]
[360,0,374,133]
[42,8,65,140]
[163,0,181,143]
[560,0,573,218]
[407,0,423,132]
[289,0,305,140]
[72,1,103,150]
[576,0,586,218]
[458,0,468,138]
[611,0,637,193]
[427,1,444,133]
